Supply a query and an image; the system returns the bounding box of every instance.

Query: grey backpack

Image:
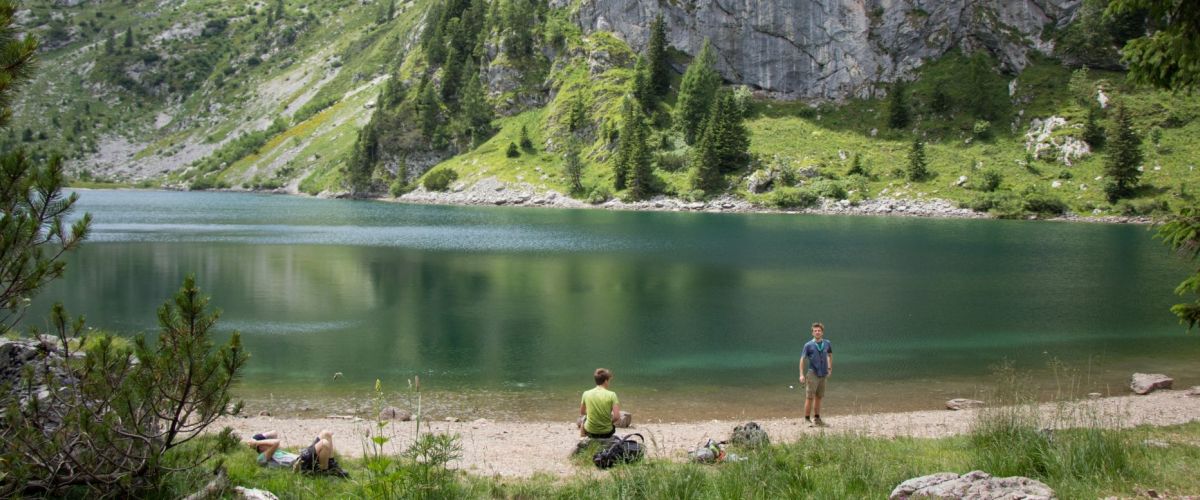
[730,422,769,447]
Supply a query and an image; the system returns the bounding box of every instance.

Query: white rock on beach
[945,399,984,411]
[1130,373,1173,395]
[889,470,1055,500]
[235,486,280,500]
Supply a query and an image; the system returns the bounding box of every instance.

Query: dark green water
[28,190,1200,421]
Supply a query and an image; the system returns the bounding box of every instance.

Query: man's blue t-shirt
[803,339,832,377]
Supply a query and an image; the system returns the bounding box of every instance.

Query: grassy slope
[13,0,430,193]
[429,46,1200,217]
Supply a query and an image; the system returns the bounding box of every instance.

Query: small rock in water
[1087,392,1102,399]
[1187,386,1200,397]
[258,410,271,417]
[445,416,461,422]
[1130,373,1173,395]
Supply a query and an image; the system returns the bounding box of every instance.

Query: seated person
[579,368,621,439]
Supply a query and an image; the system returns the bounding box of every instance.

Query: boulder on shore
[945,398,984,411]
[889,470,1055,499]
[1130,373,1173,395]
[615,411,632,428]
[378,406,412,421]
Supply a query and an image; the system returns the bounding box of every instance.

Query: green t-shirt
[581,386,620,434]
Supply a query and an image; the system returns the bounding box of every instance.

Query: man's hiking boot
[814,416,826,427]
[804,416,812,425]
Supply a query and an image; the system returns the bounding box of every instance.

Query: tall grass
[968,360,1143,496]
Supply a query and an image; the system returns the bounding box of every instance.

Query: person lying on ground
[245,429,347,476]
[245,430,298,468]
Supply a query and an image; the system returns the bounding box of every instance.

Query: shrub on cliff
[423,168,459,192]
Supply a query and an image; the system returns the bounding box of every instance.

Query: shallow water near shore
[29,190,1200,421]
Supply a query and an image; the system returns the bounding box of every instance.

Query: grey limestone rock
[574,0,1079,100]
[890,470,1055,499]
[1130,373,1173,395]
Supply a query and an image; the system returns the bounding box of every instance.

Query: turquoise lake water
[27,189,1200,421]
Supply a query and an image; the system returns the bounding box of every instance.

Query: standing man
[799,322,833,426]
[580,368,622,439]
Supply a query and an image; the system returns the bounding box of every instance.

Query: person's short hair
[811,322,824,331]
[594,368,612,385]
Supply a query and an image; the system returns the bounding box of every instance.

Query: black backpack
[593,433,645,469]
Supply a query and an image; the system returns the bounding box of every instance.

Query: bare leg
[261,430,279,439]
[813,397,823,418]
[803,397,813,418]
[315,430,334,470]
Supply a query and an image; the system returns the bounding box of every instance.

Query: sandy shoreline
[215,389,1200,478]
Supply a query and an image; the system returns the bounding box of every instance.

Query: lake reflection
[28,190,1200,420]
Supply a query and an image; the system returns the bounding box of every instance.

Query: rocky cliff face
[572,0,1079,100]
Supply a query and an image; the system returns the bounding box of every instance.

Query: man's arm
[799,355,808,382]
[827,353,833,376]
[580,402,587,416]
[611,402,621,423]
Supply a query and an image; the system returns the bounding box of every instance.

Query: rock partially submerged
[889,470,1055,499]
[1130,373,1173,395]
[945,398,984,411]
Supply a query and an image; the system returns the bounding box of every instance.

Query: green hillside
[8,0,1199,218]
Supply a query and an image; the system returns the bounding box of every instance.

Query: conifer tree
[519,124,533,151]
[847,153,866,176]
[1083,105,1106,149]
[631,56,653,113]
[457,61,493,146]
[417,80,440,139]
[567,95,588,133]
[346,120,380,195]
[612,97,637,190]
[710,88,749,172]
[675,39,721,145]
[907,139,929,181]
[626,110,654,200]
[689,112,723,193]
[105,29,114,54]
[123,26,133,48]
[563,138,584,194]
[646,14,671,97]
[888,80,910,130]
[1104,103,1142,203]
[1,0,92,332]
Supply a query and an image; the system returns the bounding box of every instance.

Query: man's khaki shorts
[805,375,827,398]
